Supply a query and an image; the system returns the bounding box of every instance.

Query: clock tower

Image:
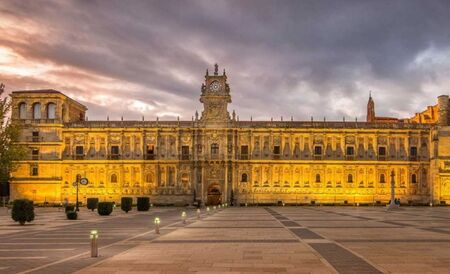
[199,63,231,125]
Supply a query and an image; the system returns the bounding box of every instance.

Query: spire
[214,63,219,75]
[367,91,375,122]
[205,69,209,77]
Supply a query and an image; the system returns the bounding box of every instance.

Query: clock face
[209,81,221,91]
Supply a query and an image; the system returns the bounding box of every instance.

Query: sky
[1,0,450,121]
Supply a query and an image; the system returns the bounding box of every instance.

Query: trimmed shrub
[87,198,99,211]
[121,197,132,213]
[11,199,35,225]
[137,197,150,211]
[97,202,113,216]
[66,211,77,220]
[65,205,75,213]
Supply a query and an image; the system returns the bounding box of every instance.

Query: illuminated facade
[9,65,450,205]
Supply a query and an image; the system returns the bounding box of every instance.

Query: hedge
[11,199,35,225]
[121,197,132,213]
[137,197,150,211]
[66,211,78,220]
[97,202,113,216]
[87,198,99,211]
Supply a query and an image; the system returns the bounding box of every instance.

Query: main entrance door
[207,184,222,206]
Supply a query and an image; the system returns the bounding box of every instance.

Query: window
[273,145,280,155]
[211,143,219,155]
[145,173,153,183]
[181,146,190,160]
[146,144,155,159]
[111,146,119,160]
[380,174,386,183]
[346,146,354,156]
[378,146,386,160]
[315,174,321,183]
[240,145,249,159]
[347,174,353,183]
[241,173,248,182]
[47,103,56,119]
[31,165,38,176]
[32,131,39,142]
[32,103,41,119]
[110,174,118,183]
[31,148,39,160]
[19,102,26,119]
[75,146,84,159]
[314,146,322,155]
[410,146,417,160]
[411,174,417,184]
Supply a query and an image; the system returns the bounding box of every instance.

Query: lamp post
[74,175,89,212]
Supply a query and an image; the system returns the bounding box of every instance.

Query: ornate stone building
[9,64,450,205]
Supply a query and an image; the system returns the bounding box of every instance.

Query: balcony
[409,156,418,161]
[181,154,191,160]
[108,154,121,160]
[272,154,281,160]
[378,155,387,161]
[239,154,249,160]
[345,155,355,161]
[145,154,155,160]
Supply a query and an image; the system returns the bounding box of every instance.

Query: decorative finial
[291,116,293,121]
[121,116,123,121]
[232,110,236,120]
[107,116,109,121]
[214,63,218,75]
[251,116,253,122]
[0,83,4,96]
[369,90,372,98]
[142,116,144,121]
[205,69,209,77]
[223,68,226,76]
[281,116,283,121]
[195,110,199,121]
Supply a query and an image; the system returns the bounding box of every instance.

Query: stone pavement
[75,206,450,274]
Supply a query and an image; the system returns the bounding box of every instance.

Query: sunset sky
[1,1,450,121]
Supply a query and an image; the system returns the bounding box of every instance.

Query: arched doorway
[207,184,222,205]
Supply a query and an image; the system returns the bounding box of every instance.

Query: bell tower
[199,64,231,125]
[367,92,375,122]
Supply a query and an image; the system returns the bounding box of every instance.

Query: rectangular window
[181,146,190,160]
[31,165,38,176]
[211,144,219,155]
[378,146,386,160]
[31,148,39,160]
[75,146,84,160]
[314,146,322,155]
[240,145,249,160]
[410,146,418,161]
[111,145,120,160]
[273,146,280,155]
[32,131,40,142]
[146,144,155,160]
[346,146,355,160]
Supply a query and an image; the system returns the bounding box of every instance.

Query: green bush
[87,198,99,211]
[137,197,150,211]
[11,199,35,225]
[121,197,132,213]
[65,205,75,213]
[97,202,113,216]
[66,211,77,220]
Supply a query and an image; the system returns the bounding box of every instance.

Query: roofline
[11,89,87,110]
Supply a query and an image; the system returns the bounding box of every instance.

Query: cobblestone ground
[1,206,450,273]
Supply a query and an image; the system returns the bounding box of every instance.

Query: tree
[0,84,26,186]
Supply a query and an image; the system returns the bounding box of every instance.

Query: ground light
[181,211,187,224]
[90,230,98,257]
[154,217,160,234]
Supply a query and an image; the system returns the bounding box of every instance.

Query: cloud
[1,0,450,121]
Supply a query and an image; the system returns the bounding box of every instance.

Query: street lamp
[74,175,89,212]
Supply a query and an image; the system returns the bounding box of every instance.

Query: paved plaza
[1,206,450,273]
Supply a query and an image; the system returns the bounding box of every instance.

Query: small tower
[367,92,375,122]
[438,95,450,126]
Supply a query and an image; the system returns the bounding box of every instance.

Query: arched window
[19,102,27,119]
[241,173,248,182]
[47,103,56,119]
[411,174,417,184]
[315,174,321,183]
[32,103,41,119]
[110,174,118,183]
[211,143,219,155]
[347,174,353,183]
[380,174,385,183]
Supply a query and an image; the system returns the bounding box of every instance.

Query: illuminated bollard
[206,207,210,214]
[181,211,187,224]
[213,206,216,211]
[196,208,201,219]
[154,217,160,234]
[218,204,221,210]
[90,230,98,258]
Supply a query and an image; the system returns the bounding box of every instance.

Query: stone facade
[9,65,450,205]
